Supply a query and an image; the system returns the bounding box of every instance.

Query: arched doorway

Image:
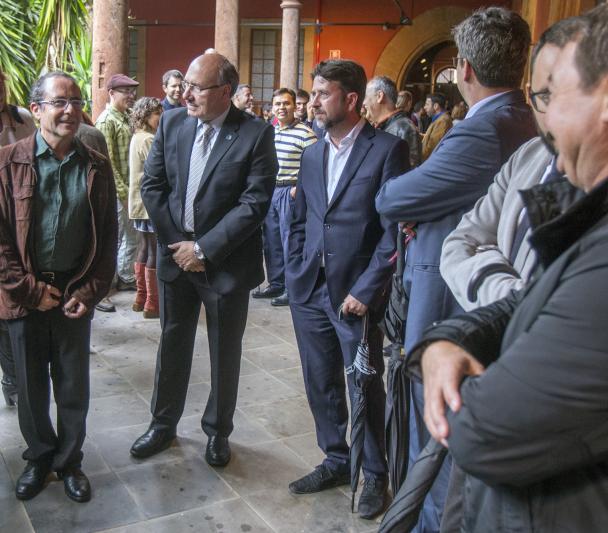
[373,6,470,107]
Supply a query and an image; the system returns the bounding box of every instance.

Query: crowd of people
[0,4,607,532]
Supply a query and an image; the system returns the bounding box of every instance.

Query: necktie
[509,160,563,264]
[184,123,215,231]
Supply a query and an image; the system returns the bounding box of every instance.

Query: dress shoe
[58,468,91,503]
[358,476,389,519]
[270,291,289,307]
[288,465,350,494]
[95,297,116,312]
[2,375,18,406]
[15,461,51,500]
[205,435,231,466]
[252,286,284,299]
[130,427,176,458]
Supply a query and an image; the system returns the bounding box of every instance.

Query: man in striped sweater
[253,88,317,306]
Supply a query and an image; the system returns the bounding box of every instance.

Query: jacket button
[316,251,322,257]
[324,224,330,229]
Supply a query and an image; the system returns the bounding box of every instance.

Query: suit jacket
[375,89,536,350]
[440,137,552,310]
[286,121,410,312]
[141,105,278,294]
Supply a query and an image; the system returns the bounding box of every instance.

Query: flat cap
[106,74,139,91]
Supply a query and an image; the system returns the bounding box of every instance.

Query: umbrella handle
[338,305,369,344]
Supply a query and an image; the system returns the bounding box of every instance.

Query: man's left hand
[63,297,88,319]
[168,241,205,272]
[341,294,368,316]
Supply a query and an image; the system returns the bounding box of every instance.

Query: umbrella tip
[351,492,356,513]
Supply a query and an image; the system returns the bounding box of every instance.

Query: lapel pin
[226,134,233,140]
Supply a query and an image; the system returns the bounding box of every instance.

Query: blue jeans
[117,199,138,283]
[262,186,293,290]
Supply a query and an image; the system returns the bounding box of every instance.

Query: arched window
[435,67,457,84]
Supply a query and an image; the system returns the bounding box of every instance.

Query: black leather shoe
[252,286,284,299]
[95,297,116,313]
[130,427,176,458]
[270,291,289,307]
[288,465,350,494]
[358,476,389,519]
[15,461,51,500]
[205,435,231,466]
[2,375,18,406]
[58,468,91,503]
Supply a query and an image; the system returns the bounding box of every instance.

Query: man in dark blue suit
[130,53,277,466]
[286,59,409,519]
[375,7,537,532]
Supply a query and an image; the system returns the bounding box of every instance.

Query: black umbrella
[379,438,448,533]
[383,223,416,494]
[343,310,376,512]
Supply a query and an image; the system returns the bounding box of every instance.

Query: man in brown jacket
[0,72,117,503]
[421,92,453,160]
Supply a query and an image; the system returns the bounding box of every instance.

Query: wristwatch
[193,242,206,261]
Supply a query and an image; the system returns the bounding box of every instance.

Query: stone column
[92,0,129,121]
[215,0,239,67]
[280,0,303,90]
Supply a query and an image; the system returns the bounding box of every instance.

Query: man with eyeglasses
[130,53,277,467]
[0,72,117,503]
[95,74,139,312]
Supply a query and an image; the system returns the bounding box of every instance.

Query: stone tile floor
[0,291,380,533]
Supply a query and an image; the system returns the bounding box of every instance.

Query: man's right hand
[421,340,485,446]
[36,284,62,311]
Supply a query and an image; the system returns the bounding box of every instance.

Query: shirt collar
[324,117,366,149]
[35,130,85,161]
[106,103,130,122]
[276,119,300,131]
[198,105,230,132]
[465,91,509,120]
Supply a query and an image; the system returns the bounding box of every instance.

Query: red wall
[129,0,511,99]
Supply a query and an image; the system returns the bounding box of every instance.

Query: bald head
[183,53,239,121]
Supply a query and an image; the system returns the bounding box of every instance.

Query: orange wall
[128,0,511,99]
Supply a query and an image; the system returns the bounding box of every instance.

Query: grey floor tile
[0,495,34,533]
[90,366,135,399]
[23,471,144,533]
[0,407,23,448]
[244,487,379,533]
[270,367,307,396]
[239,397,314,439]
[114,362,157,392]
[97,498,274,533]
[87,393,151,435]
[235,373,300,408]
[258,322,298,344]
[116,455,237,519]
[242,343,301,372]
[214,441,310,497]
[247,305,295,328]
[282,433,326,469]
[241,326,286,351]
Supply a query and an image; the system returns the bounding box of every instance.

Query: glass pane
[263,88,273,102]
[263,74,274,87]
[252,60,263,74]
[251,74,263,87]
[252,45,264,59]
[253,31,265,45]
[265,31,276,45]
[263,60,274,74]
[263,46,275,59]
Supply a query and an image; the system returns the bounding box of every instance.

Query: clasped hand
[168,241,205,272]
[36,284,88,318]
[420,340,485,446]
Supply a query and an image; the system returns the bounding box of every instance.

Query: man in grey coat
[440,17,585,311]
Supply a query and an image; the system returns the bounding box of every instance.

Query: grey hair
[162,69,183,86]
[452,7,531,88]
[29,71,79,103]
[368,76,398,106]
[234,84,251,96]
[218,60,240,97]
[575,3,608,91]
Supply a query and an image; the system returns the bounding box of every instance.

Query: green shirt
[33,131,91,272]
[95,104,132,200]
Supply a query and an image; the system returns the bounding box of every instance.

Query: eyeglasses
[113,87,137,96]
[37,99,87,110]
[180,81,223,95]
[528,87,551,113]
[451,56,464,68]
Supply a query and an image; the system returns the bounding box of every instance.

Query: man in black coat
[130,53,278,466]
[411,6,608,531]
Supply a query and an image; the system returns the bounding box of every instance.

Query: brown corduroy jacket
[0,133,118,318]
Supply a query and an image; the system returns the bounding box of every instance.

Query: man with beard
[161,69,184,111]
[440,17,585,311]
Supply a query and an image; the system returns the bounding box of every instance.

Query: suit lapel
[197,106,240,194]
[178,116,198,209]
[326,123,374,212]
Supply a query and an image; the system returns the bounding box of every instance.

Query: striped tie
[184,123,215,231]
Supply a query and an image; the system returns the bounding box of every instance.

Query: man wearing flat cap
[95,74,139,311]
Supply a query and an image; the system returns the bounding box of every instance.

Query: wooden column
[215,0,239,67]
[279,0,302,90]
[91,0,129,121]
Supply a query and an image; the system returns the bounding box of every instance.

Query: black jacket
[409,177,608,532]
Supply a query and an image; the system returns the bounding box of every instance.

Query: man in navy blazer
[286,59,409,519]
[375,7,536,532]
[130,53,278,466]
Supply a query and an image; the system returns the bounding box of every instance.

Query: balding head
[183,53,239,121]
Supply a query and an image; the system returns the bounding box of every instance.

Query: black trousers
[150,271,249,437]
[6,308,92,471]
[0,320,16,381]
